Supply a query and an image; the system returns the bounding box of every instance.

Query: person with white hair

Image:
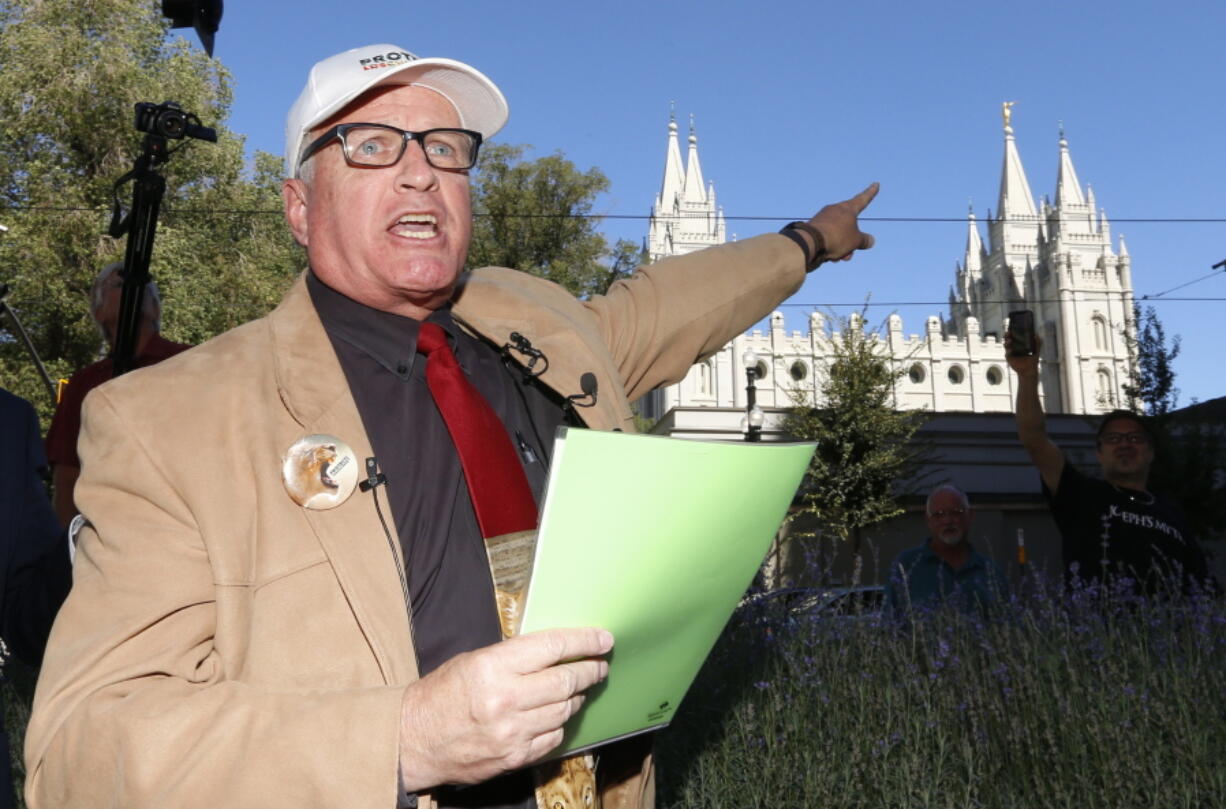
[27,42,879,809]
[43,261,189,526]
[885,485,1009,615]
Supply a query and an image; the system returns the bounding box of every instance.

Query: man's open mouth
[393,213,438,240]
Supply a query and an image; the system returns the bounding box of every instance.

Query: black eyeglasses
[1100,432,1149,445]
[298,123,483,172]
[929,508,967,519]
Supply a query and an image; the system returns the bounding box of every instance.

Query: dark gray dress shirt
[308,272,569,809]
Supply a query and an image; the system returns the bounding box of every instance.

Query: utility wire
[1140,267,1226,300]
[2,204,1226,223]
[3,205,1221,302]
[774,297,1225,308]
[8,296,1206,309]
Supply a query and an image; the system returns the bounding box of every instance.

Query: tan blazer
[25,234,804,809]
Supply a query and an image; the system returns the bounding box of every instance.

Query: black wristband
[779,221,828,272]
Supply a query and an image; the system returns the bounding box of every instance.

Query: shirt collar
[916,538,988,572]
[307,270,465,380]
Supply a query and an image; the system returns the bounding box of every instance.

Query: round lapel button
[282,434,359,510]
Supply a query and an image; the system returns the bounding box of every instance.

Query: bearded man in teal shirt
[885,485,1009,616]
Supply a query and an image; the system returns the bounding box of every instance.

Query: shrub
[657,577,1226,808]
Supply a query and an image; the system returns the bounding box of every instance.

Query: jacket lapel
[453,269,635,433]
[261,265,635,685]
[268,276,418,684]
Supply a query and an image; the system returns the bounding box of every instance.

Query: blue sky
[205,0,1225,406]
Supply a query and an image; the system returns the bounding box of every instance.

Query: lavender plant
[657,574,1225,808]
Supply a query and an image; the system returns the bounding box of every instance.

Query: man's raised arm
[583,183,881,404]
[1006,332,1065,492]
[798,182,879,263]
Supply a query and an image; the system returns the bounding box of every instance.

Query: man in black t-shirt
[1008,334,1212,594]
[1044,456,1209,592]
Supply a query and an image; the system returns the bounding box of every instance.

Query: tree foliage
[1118,304,1224,542]
[1153,419,1226,544]
[468,143,639,298]
[1122,303,1180,416]
[783,314,927,559]
[0,0,301,423]
[0,2,637,427]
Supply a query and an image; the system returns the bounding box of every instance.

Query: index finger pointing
[848,182,880,214]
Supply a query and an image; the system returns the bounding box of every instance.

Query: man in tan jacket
[26,43,878,809]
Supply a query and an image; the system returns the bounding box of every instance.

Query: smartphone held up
[1007,310,1036,357]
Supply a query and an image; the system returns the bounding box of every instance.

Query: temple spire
[682,114,706,203]
[1055,122,1086,208]
[964,203,983,273]
[646,106,726,262]
[998,102,1037,219]
[656,104,685,213]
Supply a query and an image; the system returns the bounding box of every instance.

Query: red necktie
[417,322,599,808]
[416,322,538,538]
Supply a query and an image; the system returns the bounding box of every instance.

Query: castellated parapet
[644,310,1021,417]
[638,109,1136,421]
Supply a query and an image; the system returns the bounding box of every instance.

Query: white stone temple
[640,106,1137,431]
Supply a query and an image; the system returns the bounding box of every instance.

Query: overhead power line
[1140,266,1226,300]
[2,204,1226,223]
[775,296,1225,308]
[3,204,1221,301]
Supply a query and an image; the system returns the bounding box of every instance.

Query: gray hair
[91,261,162,334]
[926,484,970,515]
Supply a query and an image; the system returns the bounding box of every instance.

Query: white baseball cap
[285,43,508,177]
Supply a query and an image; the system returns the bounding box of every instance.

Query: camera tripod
[107,102,215,377]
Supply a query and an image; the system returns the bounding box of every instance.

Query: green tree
[1155,421,1226,545]
[0,0,300,423]
[1122,303,1180,416]
[0,2,638,431]
[468,143,637,298]
[1118,305,1225,543]
[783,313,928,581]
[1162,406,1226,544]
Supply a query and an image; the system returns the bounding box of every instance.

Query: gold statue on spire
[1002,101,1016,131]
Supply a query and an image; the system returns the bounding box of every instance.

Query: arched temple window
[1092,316,1109,351]
[1096,367,1114,406]
[699,361,713,395]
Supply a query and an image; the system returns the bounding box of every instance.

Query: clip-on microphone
[502,332,549,381]
[359,457,387,493]
[566,372,599,409]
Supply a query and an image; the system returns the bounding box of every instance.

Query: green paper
[518,428,816,756]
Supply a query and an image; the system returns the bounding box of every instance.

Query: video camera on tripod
[107,0,224,378]
[107,99,216,376]
[134,101,217,142]
[0,3,224,398]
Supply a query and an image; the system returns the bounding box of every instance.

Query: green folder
[518,428,816,757]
